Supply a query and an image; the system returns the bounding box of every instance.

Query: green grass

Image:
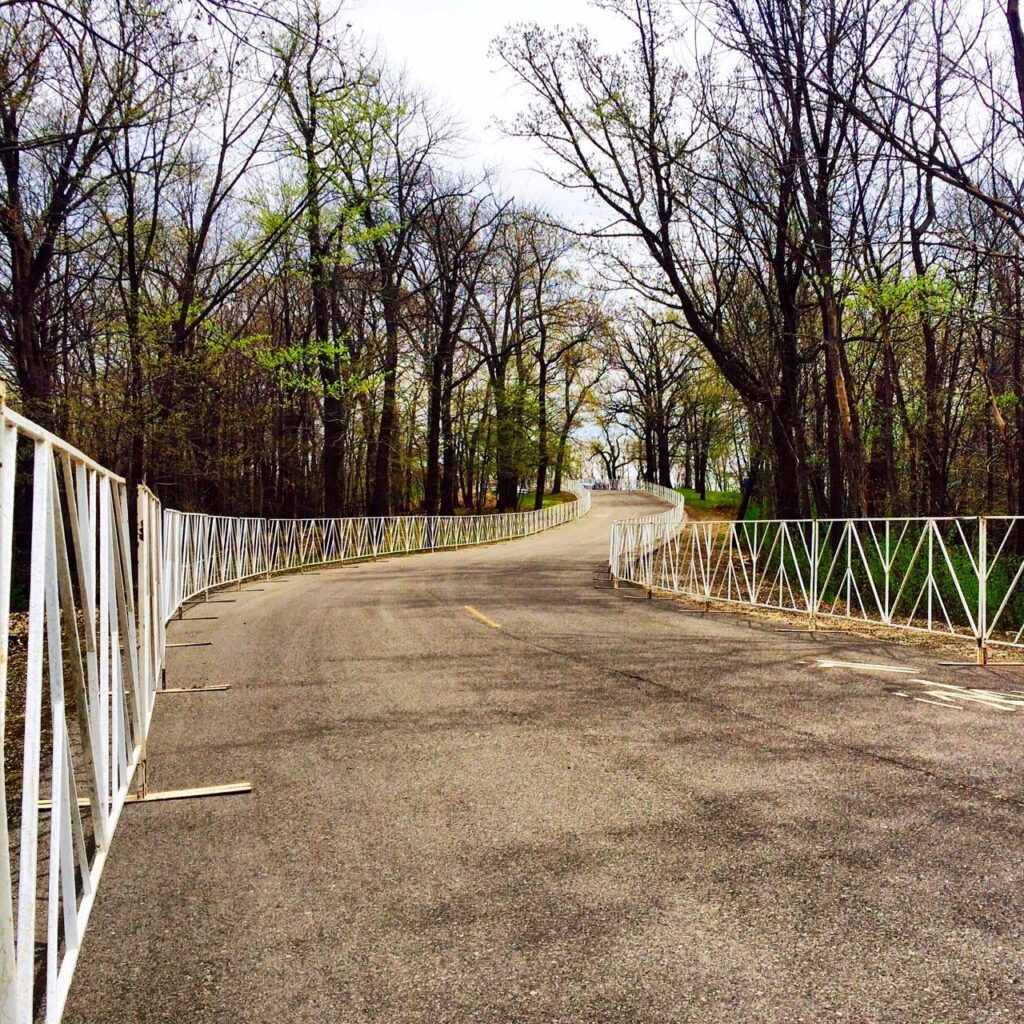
[672,487,745,518]
[673,486,763,521]
[675,486,740,509]
[518,490,573,510]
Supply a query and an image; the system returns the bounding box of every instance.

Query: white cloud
[348,0,623,222]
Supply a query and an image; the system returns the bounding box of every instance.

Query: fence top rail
[610,482,685,528]
[614,510,681,524]
[687,514,1008,527]
[165,490,587,525]
[1,404,127,482]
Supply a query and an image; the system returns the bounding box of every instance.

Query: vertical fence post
[977,516,988,665]
[927,520,934,630]
[0,403,18,1024]
[702,523,711,609]
[884,520,891,624]
[810,518,818,632]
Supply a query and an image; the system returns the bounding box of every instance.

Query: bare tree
[0,0,163,427]
[410,179,504,514]
[343,72,456,516]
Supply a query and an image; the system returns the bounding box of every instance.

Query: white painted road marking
[911,679,1024,711]
[886,679,1023,712]
[817,659,915,674]
[912,696,963,709]
[820,660,1022,713]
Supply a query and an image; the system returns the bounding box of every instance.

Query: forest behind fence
[11,0,1024,524]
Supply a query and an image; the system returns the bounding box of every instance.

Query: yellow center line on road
[464,605,501,629]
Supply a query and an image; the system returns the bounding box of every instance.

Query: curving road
[66,491,1024,1023]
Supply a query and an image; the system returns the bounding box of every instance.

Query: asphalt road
[64,492,1024,1023]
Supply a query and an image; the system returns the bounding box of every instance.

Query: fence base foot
[938,660,1024,667]
[126,782,251,804]
[776,627,845,634]
[40,781,251,812]
[157,684,231,694]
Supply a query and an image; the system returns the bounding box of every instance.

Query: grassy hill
[675,487,760,521]
[517,490,574,511]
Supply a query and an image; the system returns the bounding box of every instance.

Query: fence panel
[0,406,161,1024]
[608,482,686,586]
[979,518,1024,650]
[610,506,1024,657]
[162,481,590,620]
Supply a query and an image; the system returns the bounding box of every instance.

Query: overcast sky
[348,0,623,224]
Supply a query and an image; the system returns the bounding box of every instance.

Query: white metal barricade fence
[161,481,591,619]
[12,406,1024,1021]
[609,502,1024,662]
[0,405,162,1024]
[608,481,686,585]
[0,408,590,1023]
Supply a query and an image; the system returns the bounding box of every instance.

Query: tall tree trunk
[656,419,672,487]
[552,424,570,494]
[773,302,805,519]
[824,345,846,518]
[534,358,549,510]
[866,361,895,516]
[423,350,445,514]
[360,392,376,515]
[371,289,400,516]
[770,398,803,519]
[643,424,656,483]
[494,376,518,511]
[823,293,867,516]
[440,353,457,515]
[910,181,947,515]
